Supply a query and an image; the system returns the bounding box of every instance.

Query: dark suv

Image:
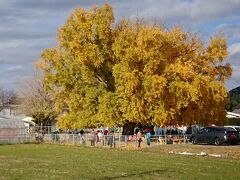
[190,126,239,145]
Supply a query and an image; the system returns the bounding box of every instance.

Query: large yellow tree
[38,4,232,129]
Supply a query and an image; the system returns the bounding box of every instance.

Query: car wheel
[192,137,197,144]
[214,138,221,146]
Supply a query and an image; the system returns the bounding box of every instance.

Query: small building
[0,106,33,143]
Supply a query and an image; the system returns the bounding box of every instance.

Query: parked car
[225,126,240,141]
[190,126,239,145]
[224,126,240,132]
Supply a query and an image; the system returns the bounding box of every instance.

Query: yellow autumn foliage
[37,4,231,129]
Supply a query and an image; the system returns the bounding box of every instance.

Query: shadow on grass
[0,142,41,146]
[97,168,170,180]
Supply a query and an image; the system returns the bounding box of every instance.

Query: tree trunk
[122,121,136,135]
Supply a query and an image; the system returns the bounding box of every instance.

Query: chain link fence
[31,133,191,148]
[0,125,191,147]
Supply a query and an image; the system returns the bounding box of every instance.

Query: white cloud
[0,0,240,90]
[121,0,240,24]
[228,43,240,56]
[225,43,240,89]
[226,67,240,90]
[7,65,24,72]
[215,23,240,41]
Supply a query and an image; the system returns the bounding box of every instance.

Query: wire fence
[0,126,191,148]
[0,127,30,144]
[27,133,191,148]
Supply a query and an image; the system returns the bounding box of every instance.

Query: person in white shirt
[98,130,104,145]
[137,130,142,148]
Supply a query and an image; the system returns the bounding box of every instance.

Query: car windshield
[225,127,237,132]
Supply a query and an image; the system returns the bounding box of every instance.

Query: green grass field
[0,144,239,180]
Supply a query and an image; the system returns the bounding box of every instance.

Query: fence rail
[0,124,191,147]
[0,133,191,148]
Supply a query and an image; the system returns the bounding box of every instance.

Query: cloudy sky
[0,0,239,90]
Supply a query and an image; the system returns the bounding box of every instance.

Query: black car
[190,126,239,145]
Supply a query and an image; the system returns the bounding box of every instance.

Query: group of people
[155,127,183,136]
[89,129,112,146]
[136,128,152,148]
[165,128,181,135]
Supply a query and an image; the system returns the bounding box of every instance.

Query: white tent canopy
[22,117,35,126]
[226,112,240,118]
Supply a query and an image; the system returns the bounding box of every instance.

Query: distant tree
[20,72,57,125]
[37,4,232,129]
[226,118,240,126]
[0,86,18,112]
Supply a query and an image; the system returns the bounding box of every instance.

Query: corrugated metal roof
[0,117,26,128]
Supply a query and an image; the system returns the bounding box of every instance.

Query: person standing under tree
[79,129,85,145]
[137,129,142,148]
[98,130,104,145]
[90,129,95,146]
[146,128,151,146]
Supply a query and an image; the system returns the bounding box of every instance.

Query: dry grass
[144,144,240,159]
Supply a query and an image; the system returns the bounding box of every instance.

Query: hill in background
[226,86,240,112]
